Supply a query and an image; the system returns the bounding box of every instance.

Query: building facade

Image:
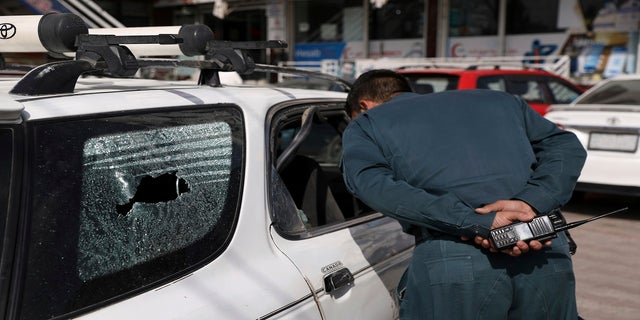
[2,0,638,81]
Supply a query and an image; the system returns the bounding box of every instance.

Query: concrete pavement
[562,193,640,320]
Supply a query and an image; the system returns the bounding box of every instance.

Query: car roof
[1,77,346,123]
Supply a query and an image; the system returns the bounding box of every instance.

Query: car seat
[279,155,345,227]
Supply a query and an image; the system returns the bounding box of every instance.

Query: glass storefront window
[450,0,565,36]
[369,0,424,40]
[294,0,362,43]
[293,0,424,43]
[506,0,564,34]
[449,0,498,36]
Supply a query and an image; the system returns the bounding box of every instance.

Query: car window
[271,105,372,234]
[547,79,581,103]
[403,74,460,93]
[19,107,244,320]
[479,75,546,104]
[477,76,547,103]
[514,80,544,104]
[477,76,506,91]
[577,79,640,105]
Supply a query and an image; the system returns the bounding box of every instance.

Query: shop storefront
[446,0,640,83]
[283,0,640,82]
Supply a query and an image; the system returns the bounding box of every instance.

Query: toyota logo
[607,117,620,126]
[0,23,17,40]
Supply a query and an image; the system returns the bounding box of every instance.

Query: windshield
[577,79,640,105]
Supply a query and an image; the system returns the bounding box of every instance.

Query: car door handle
[323,268,354,293]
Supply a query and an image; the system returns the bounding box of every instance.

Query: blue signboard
[19,0,69,14]
[294,42,346,61]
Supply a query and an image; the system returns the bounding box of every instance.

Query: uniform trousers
[397,232,578,320]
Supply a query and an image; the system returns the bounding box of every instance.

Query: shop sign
[593,1,640,32]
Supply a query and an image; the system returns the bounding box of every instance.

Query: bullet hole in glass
[116,171,190,216]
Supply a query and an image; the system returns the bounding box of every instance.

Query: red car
[396,67,586,115]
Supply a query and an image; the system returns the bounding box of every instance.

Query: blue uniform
[341,90,586,319]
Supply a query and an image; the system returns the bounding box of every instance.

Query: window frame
[13,105,246,320]
[0,125,24,320]
[266,99,384,241]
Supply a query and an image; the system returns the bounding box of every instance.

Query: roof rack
[1,13,350,96]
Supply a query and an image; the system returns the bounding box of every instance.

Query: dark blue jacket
[341,90,586,238]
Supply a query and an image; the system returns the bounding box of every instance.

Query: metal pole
[437,0,449,57]
[498,0,506,56]
[363,0,369,58]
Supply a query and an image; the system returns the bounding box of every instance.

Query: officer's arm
[341,118,495,238]
[511,97,587,213]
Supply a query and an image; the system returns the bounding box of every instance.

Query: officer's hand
[471,200,550,256]
[475,199,536,216]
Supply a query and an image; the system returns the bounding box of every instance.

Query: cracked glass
[21,107,244,320]
[78,122,232,281]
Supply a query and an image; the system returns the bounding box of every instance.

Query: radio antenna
[556,207,629,232]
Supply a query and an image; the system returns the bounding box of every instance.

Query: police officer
[341,69,586,319]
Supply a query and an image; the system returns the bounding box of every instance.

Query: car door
[267,100,415,319]
[1,102,322,320]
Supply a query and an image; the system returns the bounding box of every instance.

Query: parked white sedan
[545,74,640,196]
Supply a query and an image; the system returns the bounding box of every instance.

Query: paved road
[561,193,640,320]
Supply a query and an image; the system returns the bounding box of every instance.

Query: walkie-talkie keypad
[490,226,519,248]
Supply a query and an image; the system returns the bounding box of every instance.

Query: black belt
[412,227,445,245]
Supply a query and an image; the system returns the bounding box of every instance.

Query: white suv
[0,13,413,320]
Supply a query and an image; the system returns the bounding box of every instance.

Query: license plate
[588,132,639,152]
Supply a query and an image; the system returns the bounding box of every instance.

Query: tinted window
[20,108,244,319]
[577,80,640,105]
[0,129,11,247]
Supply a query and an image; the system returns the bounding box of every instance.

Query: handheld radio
[489,207,628,251]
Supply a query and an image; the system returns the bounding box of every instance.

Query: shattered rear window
[20,107,244,320]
